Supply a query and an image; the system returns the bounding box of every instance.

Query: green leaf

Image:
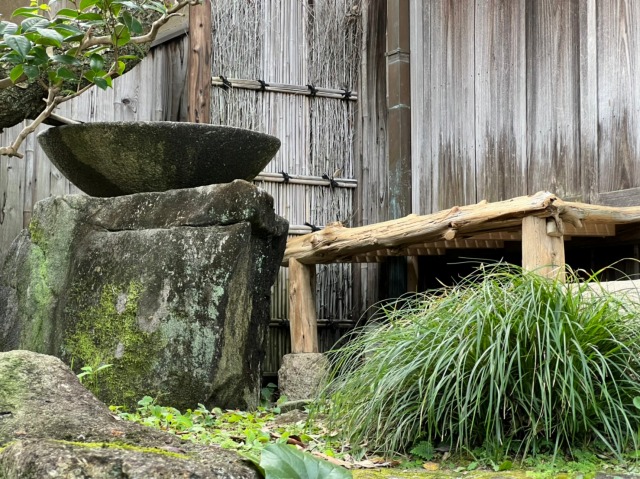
[77,12,104,21]
[54,8,80,19]
[9,64,24,83]
[11,7,41,18]
[111,24,130,47]
[56,66,76,81]
[30,45,50,64]
[79,0,101,11]
[119,11,143,35]
[0,21,19,36]
[35,28,64,47]
[3,35,32,59]
[633,397,640,410]
[260,444,352,479]
[116,60,125,75]
[52,23,84,40]
[497,460,513,471]
[142,2,167,14]
[52,54,80,65]
[89,53,104,72]
[21,17,51,33]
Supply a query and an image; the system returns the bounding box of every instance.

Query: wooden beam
[522,216,565,281]
[288,259,318,353]
[284,191,560,265]
[187,0,212,123]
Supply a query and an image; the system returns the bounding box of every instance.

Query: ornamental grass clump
[321,264,640,458]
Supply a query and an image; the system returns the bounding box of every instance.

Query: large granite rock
[0,180,288,410]
[0,350,260,478]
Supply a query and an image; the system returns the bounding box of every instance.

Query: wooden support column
[407,256,419,292]
[187,0,212,123]
[386,0,411,297]
[522,216,566,281]
[288,259,319,353]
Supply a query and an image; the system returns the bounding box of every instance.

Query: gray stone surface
[278,353,329,402]
[0,180,288,410]
[0,350,260,479]
[37,122,281,196]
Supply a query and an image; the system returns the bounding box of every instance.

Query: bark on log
[283,191,640,266]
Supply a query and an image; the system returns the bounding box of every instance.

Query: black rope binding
[341,88,352,101]
[220,75,232,90]
[322,173,339,189]
[304,222,321,232]
[279,171,291,183]
[257,79,269,92]
[307,84,318,97]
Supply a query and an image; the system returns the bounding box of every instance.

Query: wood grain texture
[526,0,581,198]
[475,0,526,202]
[579,0,599,203]
[429,0,477,210]
[597,0,640,193]
[187,0,212,123]
[288,259,319,353]
[521,216,566,280]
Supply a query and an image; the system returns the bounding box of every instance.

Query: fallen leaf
[423,462,439,471]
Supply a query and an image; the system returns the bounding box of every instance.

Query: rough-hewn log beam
[284,191,560,265]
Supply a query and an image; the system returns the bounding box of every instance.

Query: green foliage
[409,440,434,461]
[259,444,352,479]
[114,396,311,457]
[76,362,112,393]
[0,0,171,90]
[320,264,640,459]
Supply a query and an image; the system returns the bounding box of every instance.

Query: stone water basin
[37,122,281,197]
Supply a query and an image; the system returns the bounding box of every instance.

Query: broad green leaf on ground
[260,444,352,479]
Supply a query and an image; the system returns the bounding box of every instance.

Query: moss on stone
[28,219,46,248]
[54,440,189,459]
[63,282,165,409]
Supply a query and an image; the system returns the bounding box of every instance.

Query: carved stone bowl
[37,122,281,197]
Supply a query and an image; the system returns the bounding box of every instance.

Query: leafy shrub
[320,264,640,458]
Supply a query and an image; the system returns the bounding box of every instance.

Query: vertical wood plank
[597,0,640,193]
[288,259,318,353]
[522,216,566,281]
[526,0,581,198]
[429,0,476,210]
[410,0,430,214]
[475,0,526,202]
[579,0,598,203]
[187,0,212,123]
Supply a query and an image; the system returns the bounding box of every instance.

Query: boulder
[0,350,260,478]
[278,353,329,401]
[0,180,288,410]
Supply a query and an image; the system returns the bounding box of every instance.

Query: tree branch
[0,87,60,158]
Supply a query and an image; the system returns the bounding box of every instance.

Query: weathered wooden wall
[0,37,189,258]
[410,0,640,212]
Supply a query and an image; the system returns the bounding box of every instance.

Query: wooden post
[187,0,212,123]
[522,216,566,281]
[288,259,319,353]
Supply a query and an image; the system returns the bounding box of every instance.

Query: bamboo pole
[212,77,358,101]
[288,259,319,353]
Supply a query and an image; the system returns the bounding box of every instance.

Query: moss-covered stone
[63,281,164,408]
[55,440,189,460]
[0,181,288,411]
